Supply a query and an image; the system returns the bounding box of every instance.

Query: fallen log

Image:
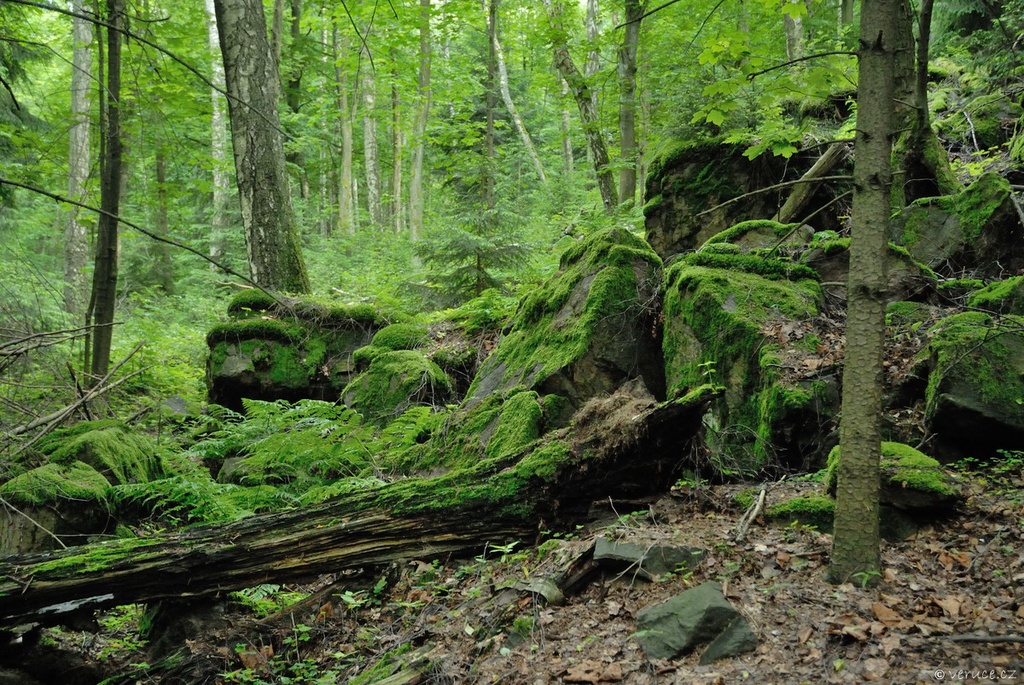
[0,383,714,628]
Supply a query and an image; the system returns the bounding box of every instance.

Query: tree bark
[560,78,574,174]
[408,0,431,242]
[391,57,404,235]
[617,0,642,205]
[829,0,895,585]
[151,150,174,294]
[483,0,498,214]
[0,388,710,627]
[88,0,125,381]
[784,1,805,62]
[214,0,310,293]
[491,3,546,184]
[544,0,617,211]
[204,0,231,266]
[361,46,383,227]
[284,0,308,200]
[62,1,92,317]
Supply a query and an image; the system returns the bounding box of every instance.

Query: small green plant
[852,570,882,589]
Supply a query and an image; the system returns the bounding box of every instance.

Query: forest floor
[71,470,1023,684]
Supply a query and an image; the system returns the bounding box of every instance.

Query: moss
[467,228,661,399]
[923,311,1024,418]
[0,461,111,507]
[40,421,162,485]
[662,261,821,470]
[680,251,819,282]
[967,276,1024,314]
[226,289,277,318]
[766,495,835,531]
[342,350,451,422]
[885,301,933,327]
[902,172,1010,248]
[352,344,385,369]
[24,536,163,577]
[206,318,306,347]
[370,323,428,351]
[704,220,801,247]
[732,488,759,509]
[825,442,958,497]
[485,391,544,460]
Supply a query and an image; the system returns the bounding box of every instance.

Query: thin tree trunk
[408,0,431,242]
[544,0,617,211]
[362,46,383,227]
[585,0,599,109]
[773,142,850,223]
[483,0,498,214]
[333,26,355,235]
[491,6,546,184]
[63,1,92,317]
[204,0,230,266]
[271,0,284,69]
[152,150,174,294]
[285,0,308,200]
[560,78,574,174]
[829,0,895,585]
[784,1,805,62]
[88,0,124,381]
[391,58,404,235]
[214,0,311,292]
[618,0,642,205]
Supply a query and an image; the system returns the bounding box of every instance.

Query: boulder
[342,349,451,424]
[206,293,385,412]
[919,311,1024,457]
[826,442,964,512]
[892,173,1024,279]
[966,276,1024,315]
[662,251,826,471]
[635,581,757,663]
[592,536,704,580]
[799,235,937,302]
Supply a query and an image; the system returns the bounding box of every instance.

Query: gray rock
[635,581,757,662]
[593,536,704,580]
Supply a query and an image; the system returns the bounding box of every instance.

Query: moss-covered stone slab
[704,219,814,254]
[826,442,964,511]
[36,420,162,486]
[892,173,1024,278]
[966,276,1024,315]
[662,252,824,471]
[920,311,1024,456]
[799,236,937,302]
[207,292,389,411]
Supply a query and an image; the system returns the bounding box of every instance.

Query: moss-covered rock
[892,173,1024,278]
[799,237,937,302]
[36,421,163,486]
[704,220,814,254]
[207,296,387,411]
[643,141,795,260]
[826,442,964,511]
[342,350,451,424]
[370,323,429,351]
[920,311,1024,456]
[0,461,113,554]
[966,276,1024,315]
[662,253,824,471]
[765,495,835,531]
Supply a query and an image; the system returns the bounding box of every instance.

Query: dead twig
[734,487,766,542]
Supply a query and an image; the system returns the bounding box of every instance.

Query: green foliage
[416,222,532,305]
[436,288,517,335]
[38,420,163,485]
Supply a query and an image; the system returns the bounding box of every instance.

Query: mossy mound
[826,442,963,511]
[893,173,1024,278]
[704,220,814,254]
[966,276,1024,315]
[0,461,111,508]
[920,311,1024,456]
[662,254,823,471]
[765,495,835,531]
[370,323,429,351]
[36,421,163,486]
[342,350,451,424]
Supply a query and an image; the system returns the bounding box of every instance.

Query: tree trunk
[408,0,431,242]
[560,78,574,174]
[62,1,92,317]
[333,26,355,236]
[772,142,850,224]
[88,0,124,382]
[391,58,404,235]
[285,0,308,200]
[483,0,498,214]
[784,1,805,62]
[617,0,642,205]
[544,0,617,211]
[204,0,231,267]
[214,0,310,293]
[0,388,710,627]
[828,0,896,585]
[362,47,383,228]
[151,151,174,294]
[585,0,599,110]
[491,3,546,184]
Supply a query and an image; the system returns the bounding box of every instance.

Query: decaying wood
[773,142,850,224]
[0,386,712,628]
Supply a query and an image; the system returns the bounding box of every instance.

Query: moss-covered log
[0,385,713,628]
